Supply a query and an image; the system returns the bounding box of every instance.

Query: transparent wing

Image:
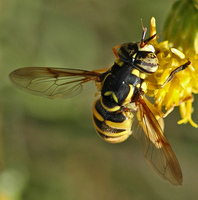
[9,67,105,99]
[133,97,182,186]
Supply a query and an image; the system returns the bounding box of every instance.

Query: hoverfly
[9,27,190,186]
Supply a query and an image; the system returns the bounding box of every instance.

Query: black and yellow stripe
[92,33,159,144]
[92,58,150,143]
[92,99,133,143]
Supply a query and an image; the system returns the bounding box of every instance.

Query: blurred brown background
[1,0,198,199]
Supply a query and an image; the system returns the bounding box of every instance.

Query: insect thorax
[100,59,148,110]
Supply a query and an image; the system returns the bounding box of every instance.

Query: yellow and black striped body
[93,59,150,143]
[92,38,159,143]
[8,29,188,185]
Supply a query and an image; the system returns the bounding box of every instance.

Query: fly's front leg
[146,60,191,90]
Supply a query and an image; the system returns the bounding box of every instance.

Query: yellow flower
[146,16,198,128]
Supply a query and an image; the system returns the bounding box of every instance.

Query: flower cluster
[146,12,198,128]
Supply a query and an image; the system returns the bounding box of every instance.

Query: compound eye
[117,43,138,63]
[129,47,136,56]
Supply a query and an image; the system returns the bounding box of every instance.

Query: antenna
[140,19,157,48]
[140,19,147,48]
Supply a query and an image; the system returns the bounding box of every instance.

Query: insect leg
[161,60,191,87]
[146,60,191,90]
[112,44,123,58]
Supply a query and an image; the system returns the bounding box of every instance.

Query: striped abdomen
[92,98,133,143]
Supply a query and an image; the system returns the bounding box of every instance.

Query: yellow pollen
[171,48,185,59]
